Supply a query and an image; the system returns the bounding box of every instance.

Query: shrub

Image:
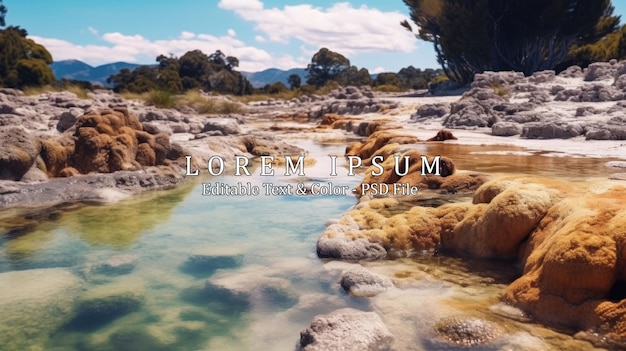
[147,90,177,108]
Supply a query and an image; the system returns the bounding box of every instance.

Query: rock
[584,62,618,81]
[521,122,584,139]
[298,308,394,351]
[441,179,566,258]
[504,186,626,344]
[340,268,394,297]
[0,268,83,351]
[411,103,450,121]
[202,118,241,135]
[91,254,139,276]
[70,279,144,329]
[585,126,626,140]
[0,127,41,180]
[317,235,387,260]
[470,71,525,89]
[559,65,584,78]
[427,129,458,141]
[181,282,250,314]
[142,121,172,135]
[492,122,521,136]
[180,254,242,277]
[528,70,556,84]
[444,101,496,128]
[432,316,501,348]
[56,108,82,132]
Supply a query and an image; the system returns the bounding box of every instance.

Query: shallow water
[0,139,620,350]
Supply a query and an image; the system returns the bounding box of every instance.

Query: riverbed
[0,138,620,350]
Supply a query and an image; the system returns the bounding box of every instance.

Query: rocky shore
[1,62,626,350]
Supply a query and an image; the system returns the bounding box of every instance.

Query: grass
[23,84,91,99]
[231,90,301,104]
[177,91,244,114]
[490,83,511,98]
[372,84,404,93]
[146,90,178,109]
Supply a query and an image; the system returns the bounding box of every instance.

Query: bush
[147,90,177,108]
[372,84,404,93]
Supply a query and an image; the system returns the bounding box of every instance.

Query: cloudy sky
[5,0,626,73]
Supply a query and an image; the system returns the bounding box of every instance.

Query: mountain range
[49,60,308,88]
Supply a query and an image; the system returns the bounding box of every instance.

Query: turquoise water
[0,143,364,351]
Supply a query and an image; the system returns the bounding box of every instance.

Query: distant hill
[51,60,308,89]
[242,68,308,88]
[50,60,143,87]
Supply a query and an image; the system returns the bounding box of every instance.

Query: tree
[0,26,55,88]
[287,74,301,90]
[306,48,350,87]
[402,0,615,84]
[0,0,7,27]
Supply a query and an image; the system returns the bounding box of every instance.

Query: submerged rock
[69,279,145,329]
[340,268,394,297]
[180,254,242,277]
[298,308,394,351]
[432,316,501,348]
[0,268,83,351]
[90,254,139,276]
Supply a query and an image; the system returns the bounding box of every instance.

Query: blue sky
[4,0,626,73]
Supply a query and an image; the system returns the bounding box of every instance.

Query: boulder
[298,308,394,351]
[56,108,82,132]
[470,71,525,89]
[0,127,41,180]
[202,118,241,135]
[431,316,501,348]
[411,103,450,121]
[427,129,458,141]
[504,186,626,346]
[444,101,496,128]
[521,122,584,139]
[492,122,521,136]
[340,268,394,297]
[559,65,584,78]
[584,62,619,81]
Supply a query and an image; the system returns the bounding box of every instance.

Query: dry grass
[490,83,511,98]
[177,91,245,114]
[372,84,405,93]
[23,84,90,99]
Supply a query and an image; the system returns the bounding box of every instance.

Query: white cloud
[227,29,237,37]
[87,26,99,35]
[255,35,266,43]
[372,66,386,74]
[180,31,195,40]
[218,0,263,11]
[29,30,305,71]
[217,1,417,56]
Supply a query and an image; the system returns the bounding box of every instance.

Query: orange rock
[136,143,156,166]
[427,129,458,142]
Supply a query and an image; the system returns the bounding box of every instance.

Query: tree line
[402,0,626,84]
[2,0,626,91]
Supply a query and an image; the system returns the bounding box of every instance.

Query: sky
[4,0,626,74]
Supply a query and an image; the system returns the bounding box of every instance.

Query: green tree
[287,73,301,89]
[337,66,372,86]
[0,26,55,88]
[402,0,615,84]
[0,0,7,27]
[306,47,350,87]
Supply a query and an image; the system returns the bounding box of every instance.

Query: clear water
[0,140,618,351]
[0,142,364,351]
